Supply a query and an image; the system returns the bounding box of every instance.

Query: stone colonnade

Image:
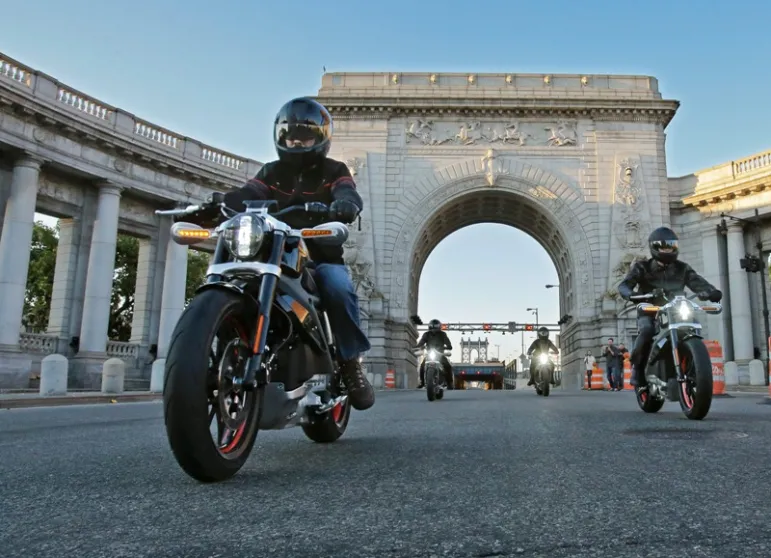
[0,152,189,389]
[701,220,766,385]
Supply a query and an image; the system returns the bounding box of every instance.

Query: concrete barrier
[749,359,766,386]
[101,358,125,394]
[150,359,166,393]
[39,354,68,397]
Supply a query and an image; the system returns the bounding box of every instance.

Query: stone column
[0,155,43,347]
[130,237,159,347]
[47,218,82,353]
[701,226,729,350]
[77,183,122,355]
[156,233,188,359]
[726,222,754,362]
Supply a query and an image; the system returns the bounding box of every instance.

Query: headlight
[677,301,692,320]
[223,215,264,259]
[428,350,437,361]
[538,353,549,365]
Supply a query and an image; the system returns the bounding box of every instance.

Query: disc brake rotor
[216,338,251,431]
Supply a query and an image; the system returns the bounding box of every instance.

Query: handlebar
[154,200,330,220]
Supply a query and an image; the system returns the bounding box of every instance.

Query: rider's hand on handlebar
[651,287,665,299]
[697,289,722,303]
[329,200,359,223]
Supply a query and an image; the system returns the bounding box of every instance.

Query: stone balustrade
[106,341,141,360]
[0,53,259,181]
[733,149,771,177]
[19,333,58,354]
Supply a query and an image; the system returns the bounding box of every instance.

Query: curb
[0,393,162,410]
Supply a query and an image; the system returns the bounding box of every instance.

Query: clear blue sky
[8,0,768,360]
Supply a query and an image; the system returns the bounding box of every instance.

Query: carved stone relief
[612,158,648,251]
[345,157,365,177]
[404,119,579,147]
[481,149,509,186]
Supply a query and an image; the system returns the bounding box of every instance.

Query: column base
[69,352,109,390]
[0,344,33,390]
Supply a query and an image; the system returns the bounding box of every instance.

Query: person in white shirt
[583,351,596,389]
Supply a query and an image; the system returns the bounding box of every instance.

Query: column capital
[94,180,123,197]
[15,152,45,170]
[726,220,745,233]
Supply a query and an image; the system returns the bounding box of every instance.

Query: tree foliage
[24,222,210,341]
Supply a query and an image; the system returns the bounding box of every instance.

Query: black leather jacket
[618,258,719,306]
[416,330,453,352]
[527,338,559,356]
[222,158,363,265]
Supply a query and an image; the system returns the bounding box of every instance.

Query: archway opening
[410,189,571,388]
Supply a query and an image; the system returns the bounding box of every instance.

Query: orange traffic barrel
[385,369,396,389]
[590,363,605,390]
[703,341,725,396]
[623,354,633,391]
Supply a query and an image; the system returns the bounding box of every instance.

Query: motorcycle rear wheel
[164,289,264,483]
[635,385,665,413]
[677,338,713,420]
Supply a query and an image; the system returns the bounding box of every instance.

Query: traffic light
[441,323,448,331]
[525,324,534,331]
[483,323,492,331]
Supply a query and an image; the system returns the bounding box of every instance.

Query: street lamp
[545,284,559,289]
[526,307,539,325]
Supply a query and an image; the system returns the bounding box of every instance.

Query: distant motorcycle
[627,292,722,420]
[533,353,555,397]
[154,195,354,483]
[415,347,452,402]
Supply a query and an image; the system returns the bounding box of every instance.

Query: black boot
[418,367,425,389]
[339,359,375,411]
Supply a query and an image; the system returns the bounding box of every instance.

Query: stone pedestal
[749,359,766,386]
[69,352,109,390]
[0,346,34,390]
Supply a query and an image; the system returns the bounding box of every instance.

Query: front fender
[195,282,259,313]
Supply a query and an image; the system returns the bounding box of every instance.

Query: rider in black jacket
[527,327,559,386]
[415,319,454,389]
[618,226,722,391]
[185,98,374,411]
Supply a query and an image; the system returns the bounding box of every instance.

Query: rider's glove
[329,200,360,223]
[651,287,665,299]
[698,289,722,303]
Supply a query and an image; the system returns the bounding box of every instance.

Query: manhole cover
[621,428,748,440]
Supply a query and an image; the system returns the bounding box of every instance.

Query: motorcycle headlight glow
[428,350,437,361]
[677,301,692,321]
[222,215,265,259]
[538,353,549,365]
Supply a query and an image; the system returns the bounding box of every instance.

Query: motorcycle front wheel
[163,289,264,483]
[426,367,437,401]
[676,337,713,420]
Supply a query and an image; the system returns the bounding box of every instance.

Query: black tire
[302,397,351,443]
[636,386,665,413]
[426,367,437,402]
[163,288,263,483]
[542,378,550,397]
[677,338,713,420]
[435,389,445,400]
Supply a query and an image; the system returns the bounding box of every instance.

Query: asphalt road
[1,389,770,558]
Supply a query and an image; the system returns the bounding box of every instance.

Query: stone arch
[387,156,595,321]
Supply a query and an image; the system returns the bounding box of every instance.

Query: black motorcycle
[532,352,555,397]
[155,196,353,482]
[628,292,723,420]
[414,347,452,401]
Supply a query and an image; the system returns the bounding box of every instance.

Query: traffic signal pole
[413,322,562,333]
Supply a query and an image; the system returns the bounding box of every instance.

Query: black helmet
[537,326,549,340]
[648,226,679,264]
[273,98,332,168]
[428,319,441,331]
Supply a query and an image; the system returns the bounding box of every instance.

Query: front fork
[242,231,287,389]
[670,329,686,382]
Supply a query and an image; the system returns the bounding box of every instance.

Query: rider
[414,319,454,389]
[617,226,722,392]
[184,97,375,412]
[526,327,559,386]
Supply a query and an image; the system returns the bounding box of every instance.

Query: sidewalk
[0,391,162,410]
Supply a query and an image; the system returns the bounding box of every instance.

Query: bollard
[39,354,68,397]
[149,359,166,393]
[748,359,765,386]
[724,361,739,388]
[101,358,125,394]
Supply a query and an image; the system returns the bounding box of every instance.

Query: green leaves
[24,222,209,341]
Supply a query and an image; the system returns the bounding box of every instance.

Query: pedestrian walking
[583,351,596,390]
[602,338,623,391]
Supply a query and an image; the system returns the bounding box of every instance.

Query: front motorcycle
[628,293,722,420]
[415,348,452,401]
[533,353,554,397]
[155,196,353,482]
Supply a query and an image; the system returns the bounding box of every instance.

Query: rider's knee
[314,263,356,300]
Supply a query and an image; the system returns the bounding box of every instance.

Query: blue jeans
[606,365,620,389]
[612,366,623,389]
[314,263,371,361]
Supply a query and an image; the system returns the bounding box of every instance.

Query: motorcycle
[154,195,354,482]
[628,292,722,420]
[533,353,555,397]
[414,347,452,401]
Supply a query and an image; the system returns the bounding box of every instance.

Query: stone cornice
[681,174,771,208]
[315,96,680,128]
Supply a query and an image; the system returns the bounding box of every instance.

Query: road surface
[1,389,769,557]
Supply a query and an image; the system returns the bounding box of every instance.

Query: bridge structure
[1,52,770,392]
